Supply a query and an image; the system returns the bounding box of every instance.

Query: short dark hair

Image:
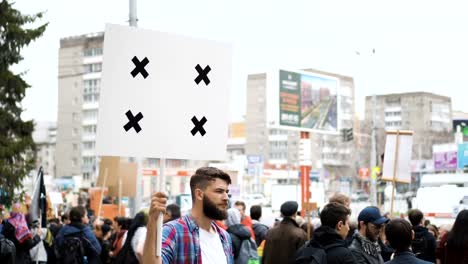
[234,201,246,211]
[166,204,181,220]
[48,218,60,225]
[250,205,262,220]
[69,206,86,223]
[103,218,112,226]
[385,219,413,252]
[320,202,351,228]
[408,209,424,226]
[61,213,69,223]
[115,217,131,230]
[190,167,232,202]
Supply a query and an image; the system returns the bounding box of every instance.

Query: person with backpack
[407,209,436,263]
[55,206,102,264]
[250,205,269,247]
[295,202,356,264]
[263,201,307,264]
[349,206,389,264]
[0,233,16,264]
[384,218,432,264]
[226,208,258,264]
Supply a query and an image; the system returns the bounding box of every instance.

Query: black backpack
[295,241,341,264]
[57,231,101,264]
[411,232,428,258]
[0,235,15,264]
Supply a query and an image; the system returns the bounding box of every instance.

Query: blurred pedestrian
[385,218,432,264]
[349,206,389,264]
[296,202,356,264]
[55,206,101,264]
[2,203,42,264]
[163,204,181,224]
[436,209,468,264]
[226,208,258,264]
[250,205,269,247]
[426,224,439,241]
[234,201,256,240]
[262,201,307,264]
[408,209,436,262]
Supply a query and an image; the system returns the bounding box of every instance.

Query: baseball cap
[358,206,389,225]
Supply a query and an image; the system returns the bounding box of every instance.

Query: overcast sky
[13,0,468,123]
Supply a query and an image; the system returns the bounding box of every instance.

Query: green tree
[0,1,47,205]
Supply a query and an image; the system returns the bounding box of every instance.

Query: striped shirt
[161,214,234,264]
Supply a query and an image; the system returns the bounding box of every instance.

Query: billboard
[433,144,458,171]
[269,69,339,133]
[458,143,468,169]
[453,119,468,136]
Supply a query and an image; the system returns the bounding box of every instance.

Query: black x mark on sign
[124,110,143,133]
[194,64,211,85]
[131,56,149,79]
[191,116,207,136]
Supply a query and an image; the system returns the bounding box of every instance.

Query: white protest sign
[382,130,414,183]
[96,24,231,160]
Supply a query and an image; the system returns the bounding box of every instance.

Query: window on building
[72,112,80,122]
[83,109,98,119]
[83,125,97,134]
[72,127,79,137]
[83,63,102,73]
[385,121,402,127]
[83,93,100,102]
[385,111,401,117]
[73,144,78,151]
[83,79,101,94]
[83,141,95,150]
[83,47,103,57]
[72,158,78,167]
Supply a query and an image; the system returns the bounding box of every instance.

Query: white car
[242,193,268,207]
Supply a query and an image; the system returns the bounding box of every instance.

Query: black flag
[30,167,47,227]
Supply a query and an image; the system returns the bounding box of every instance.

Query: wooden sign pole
[390,131,400,216]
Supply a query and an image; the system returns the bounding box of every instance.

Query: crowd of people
[1,166,467,264]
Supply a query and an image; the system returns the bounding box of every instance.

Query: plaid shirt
[161,214,234,264]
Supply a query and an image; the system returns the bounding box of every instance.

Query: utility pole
[370,94,378,206]
[129,0,142,216]
[129,0,138,27]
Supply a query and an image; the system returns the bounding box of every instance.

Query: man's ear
[195,188,204,201]
[358,221,365,230]
[411,229,415,240]
[336,220,343,231]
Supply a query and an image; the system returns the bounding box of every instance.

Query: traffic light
[341,128,353,142]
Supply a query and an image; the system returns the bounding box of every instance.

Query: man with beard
[350,206,389,264]
[143,167,234,264]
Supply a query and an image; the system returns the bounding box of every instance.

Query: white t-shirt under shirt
[199,228,228,264]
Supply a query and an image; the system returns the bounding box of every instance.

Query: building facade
[246,68,357,191]
[56,33,104,183]
[364,92,454,161]
[33,121,57,177]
